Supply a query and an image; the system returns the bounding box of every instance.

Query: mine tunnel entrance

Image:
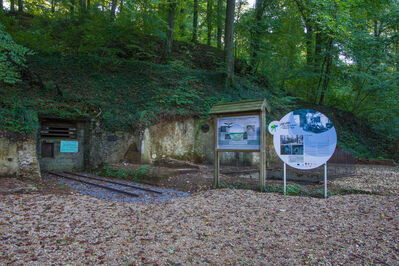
[37,116,89,172]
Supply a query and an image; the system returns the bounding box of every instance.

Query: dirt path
[0,189,398,265]
[331,164,399,195]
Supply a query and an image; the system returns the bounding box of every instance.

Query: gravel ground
[331,165,399,195]
[43,173,190,203]
[1,189,398,265]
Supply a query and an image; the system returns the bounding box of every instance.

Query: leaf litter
[0,187,398,265]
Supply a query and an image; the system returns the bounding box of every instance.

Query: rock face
[140,118,212,164]
[0,117,279,176]
[139,118,278,166]
[88,118,276,168]
[0,137,41,179]
[0,138,18,177]
[87,121,140,169]
[17,138,41,180]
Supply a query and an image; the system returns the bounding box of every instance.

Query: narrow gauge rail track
[63,171,162,194]
[48,171,142,197]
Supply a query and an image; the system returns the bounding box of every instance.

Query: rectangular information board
[217,115,260,150]
[60,141,79,153]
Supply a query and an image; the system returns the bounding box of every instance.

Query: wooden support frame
[210,99,270,192]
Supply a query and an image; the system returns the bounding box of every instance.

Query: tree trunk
[318,38,334,105]
[10,0,15,12]
[294,0,313,66]
[119,0,123,14]
[17,0,23,12]
[314,28,322,68]
[249,0,265,73]
[80,0,86,13]
[192,0,198,43]
[180,8,186,37]
[51,0,55,12]
[110,0,118,18]
[87,0,90,10]
[217,0,223,48]
[207,0,213,45]
[0,0,3,12]
[224,0,235,87]
[234,0,243,59]
[166,1,177,57]
[69,0,75,14]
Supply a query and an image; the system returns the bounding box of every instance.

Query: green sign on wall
[60,141,79,153]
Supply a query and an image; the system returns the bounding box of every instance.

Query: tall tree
[51,0,55,13]
[294,0,314,67]
[224,0,235,87]
[110,0,118,18]
[17,0,23,12]
[10,0,15,12]
[80,0,86,13]
[0,0,3,12]
[118,0,123,14]
[166,0,177,57]
[217,0,223,48]
[249,0,266,72]
[192,0,198,43]
[206,0,213,45]
[69,0,75,14]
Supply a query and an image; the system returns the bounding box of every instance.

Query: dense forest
[0,0,398,160]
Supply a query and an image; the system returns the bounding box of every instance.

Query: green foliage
[263,184,283,193]
[285,184,310,196]
[263,184,310,196]
[219,180,253,190]
[0,97,38,135]
[97,164,150,182]
[0,0,398,160]
[0,23,33,84]
[262,184,374,198]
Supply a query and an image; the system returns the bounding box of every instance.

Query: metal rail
[63,171,162,194]
[48,171,140,197]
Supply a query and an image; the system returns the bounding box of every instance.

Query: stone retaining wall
[0,137,41,179]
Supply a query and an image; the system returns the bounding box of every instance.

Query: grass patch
[219,180,253,190]
[96,164,150,182]
[262,184,375,198]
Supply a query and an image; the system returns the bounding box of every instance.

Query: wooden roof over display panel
[209,99,270,115]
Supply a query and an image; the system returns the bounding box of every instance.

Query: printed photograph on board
[281,144,292,155]
[280,135,303,145]
[217,115,260,150]
[280,135,304,155]
[293,109,333,134]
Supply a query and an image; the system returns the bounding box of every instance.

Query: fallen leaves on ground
[0,188,398,265]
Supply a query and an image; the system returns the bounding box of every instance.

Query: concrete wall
[83,118,281,168]
[87,118,266,168]
[38,122,86,171]
[0,138,18,176]
[0,117,279,178]
[88,120,139,169]
[139,118,279,166]
[0,137,41,179]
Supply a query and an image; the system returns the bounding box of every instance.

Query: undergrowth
[221,182,374,198]
[96,164,150,182]
[0,54,395,160]
[1,54,293,136]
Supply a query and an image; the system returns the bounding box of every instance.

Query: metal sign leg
[284,163,287,195]
[324,163,328,199]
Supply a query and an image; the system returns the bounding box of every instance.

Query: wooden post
[213,116,220,188]
[259,110,266,192]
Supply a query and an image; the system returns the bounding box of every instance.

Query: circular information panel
[269,109,337,170]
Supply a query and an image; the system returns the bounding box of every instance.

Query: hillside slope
[0,53,396,161]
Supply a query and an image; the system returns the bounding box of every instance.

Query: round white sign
[271,109,337,170]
